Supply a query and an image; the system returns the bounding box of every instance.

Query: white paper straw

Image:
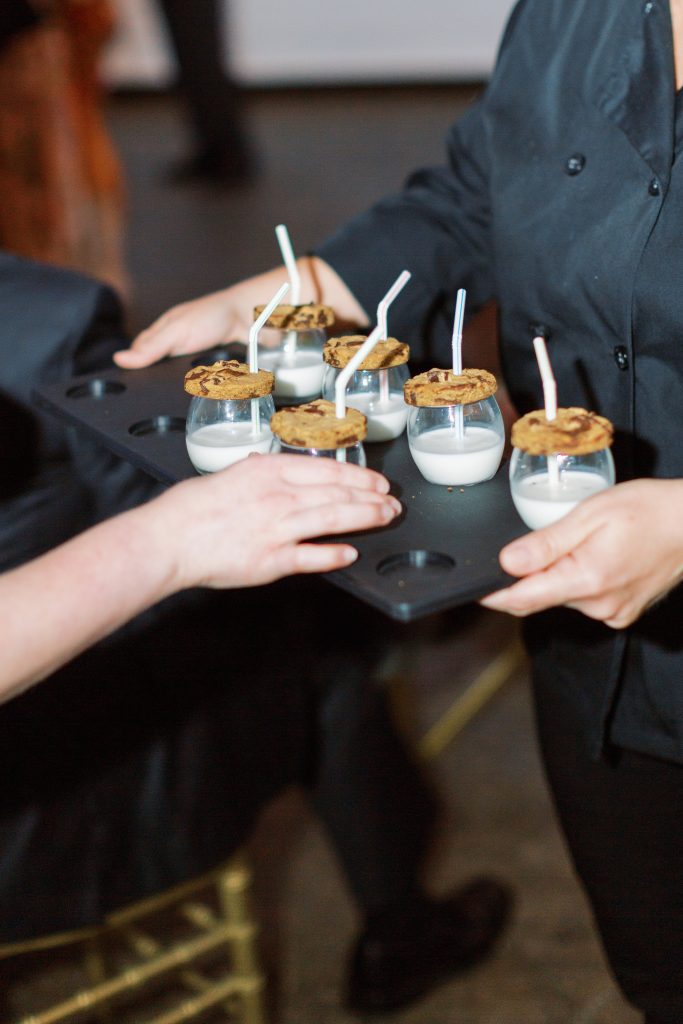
[275,224,301,304]
[374,271,411,407]
[452,401,464,444]
[451,288,466,375]
[376,269,411,340]
[332,270,411,462]
[249,281,290,372]
[451,289,467,441]
[533,335,557,421]
[334,325,383,419]
[249,281,290,436]
[532,335,560,491]
[545,450,560,490]
[250,398,260,439]
[379,367,390,404]
[275,225,300,362]
[334,270,411,419]
[453,406,464,442]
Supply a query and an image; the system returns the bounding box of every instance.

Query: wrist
[304,256,370,327]
[119,492,191,603]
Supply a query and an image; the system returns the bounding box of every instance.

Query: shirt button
[565,153,586,176]
[613,346,629,371]
[643,1,655,13]
[648,177,661,196]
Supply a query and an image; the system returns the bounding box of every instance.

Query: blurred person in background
[0,0,127,293]
[157,0,255,184]
[0,252,511,1018]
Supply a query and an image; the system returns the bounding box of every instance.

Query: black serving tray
[33,345,528,621]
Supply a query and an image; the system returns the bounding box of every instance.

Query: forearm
[314,108,496,346]
[0,501,178,703]
[0,455,401,703]
[224,256,370,331]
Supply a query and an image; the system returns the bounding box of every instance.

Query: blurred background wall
[101,0,516,88]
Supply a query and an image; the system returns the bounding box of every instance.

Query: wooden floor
[5,87,639,1024]
[113,85,486,334]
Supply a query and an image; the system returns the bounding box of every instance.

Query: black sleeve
[0,253,161,570]
[314,0,530,358]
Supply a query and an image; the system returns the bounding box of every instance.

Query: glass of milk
[186,394,275,474]
[322,364,409,442]
[407,397,504,486]
[257,327,325,404]
[509,447,615,530]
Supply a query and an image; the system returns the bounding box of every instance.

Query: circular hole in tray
[376,550,455,578]
[66,379,126,399]
[128,416,186,437]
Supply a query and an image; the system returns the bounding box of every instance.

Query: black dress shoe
[345,878,513,1014]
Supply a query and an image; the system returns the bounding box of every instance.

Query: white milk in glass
[511,469,609,529]
[409,425,504,485]
[345,391,408,442]
[186,421,272,473]
[258,350,324,400]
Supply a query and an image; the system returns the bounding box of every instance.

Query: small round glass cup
[185,395,275,474]
[509,447,615,530]
[257,327,326,404]
[407,396,504,485]
[270,435,366,466]
[322,364,410,442]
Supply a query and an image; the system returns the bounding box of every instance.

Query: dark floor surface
[4,87,639,1024]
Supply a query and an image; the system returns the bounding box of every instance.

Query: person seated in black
[0,252,510,1015]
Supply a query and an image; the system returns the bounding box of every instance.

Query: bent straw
[377,268,412,405]
[333,270,411,461]
[451,288,467,441]
[275,224,301,304]
[532,334,560,491]
[249,281,290,371]
[452,288,466,375]
[379,367,391,404]
[334,325,383,422]
[275,224,300,361]
[333,327,383,462]
[532,335,557,421]
[249,281,290,436]
[377,269,411,340]
[335,270,412,420]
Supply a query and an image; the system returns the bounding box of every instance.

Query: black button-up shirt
[317,0,683,762]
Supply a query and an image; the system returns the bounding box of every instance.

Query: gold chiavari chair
[0,854,266,1024]
[379,620,526,762]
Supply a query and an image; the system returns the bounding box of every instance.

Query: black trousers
[157,0,246,155]
[0,581,435,942]
[533,669,683,1024]
[0,254,436,943]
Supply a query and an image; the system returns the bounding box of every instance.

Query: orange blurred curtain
[0,1,128,295]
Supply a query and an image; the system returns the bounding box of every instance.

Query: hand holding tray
[33,346,527,621]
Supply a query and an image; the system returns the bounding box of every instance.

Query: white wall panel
[102,0,516,88]
[102,0,175,86]
[231,0,515,84]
